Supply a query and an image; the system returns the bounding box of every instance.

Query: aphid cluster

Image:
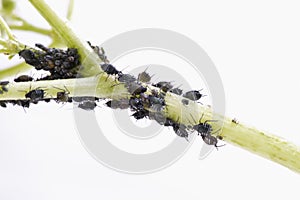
[19,44,80,80]
[1,43,224,149]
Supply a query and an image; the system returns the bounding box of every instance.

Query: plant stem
[0,62,32,80]
[19,0,299,174]
[0,75,129,101]
[28,0,101,76]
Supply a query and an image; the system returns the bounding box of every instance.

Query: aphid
[137,68,152,83]
[181,99,189,105]
[53,86,71,103]
[100,64,121,76]
[25,89,45,102]
[152,81,173,93]
[129,97,144,110]
[14,75,34,82]
[118,73,136,83]
[106,99,130,109]
[8,100,30,109]
[172,123,189,140]
[127,82,147,96]
[0,81,9,93]
[0,81,9,85]
[183,90,204,101]
[200,132,225,149]
[18,49,41,67]
[169,88,183,95]
[191,113,214,136]
[0,101,7,108]
[78,101,97,111]
[132,109,149,120]
[148,95,165,106]
[87,41,109,63]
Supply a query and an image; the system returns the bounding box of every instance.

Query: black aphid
[137,68,152,83]
[132,109,149,120]
[118,73,136,83]
[0,81,9,85]
[78,101,97,110]
[200,133,225,149]
[54,86,71,103]
[25,89,45,102]
[106,99,130,109]
[172,123,189,140]
[87,41,109,63]
[9,100,30,108]
[14,75,34,82]
[152,81,173,93]
[191,113,214,136]
[0,101,7,108]
[100,64,121,76]
[183,90,204,101]
[129,97,144,110]
[148,95,165,106]
[169,88,183,95]
[127,82,147,96]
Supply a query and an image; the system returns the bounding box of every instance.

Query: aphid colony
[0,43,224,149]
[19,43,80,80]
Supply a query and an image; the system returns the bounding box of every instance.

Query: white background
[1,0,300,199]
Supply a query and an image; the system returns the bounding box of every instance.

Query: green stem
[0,62,32,80]
[66,0,74,20]
[9,24,52,36]
[0,15,15,39]
[0,75,129,100]
[28,0,102,76]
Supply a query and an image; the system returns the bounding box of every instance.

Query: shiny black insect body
[153,81,173,93]
[25,89,45,103]
[100,64,121,76]
[8,100,30,109]
[14,75,34,82]
[54,86,71,103]
[129,97,144,110]
[0,101,7,108]
[183,90,204,101]
[172,123,189,140]
[132,109,149,120]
